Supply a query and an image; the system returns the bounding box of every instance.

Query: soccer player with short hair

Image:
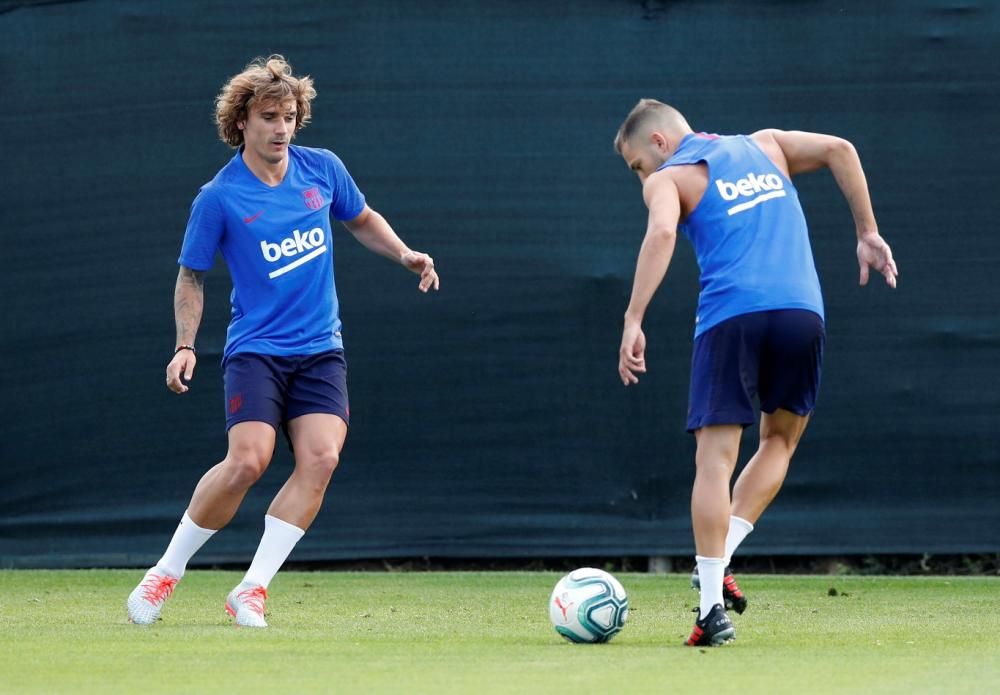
[613,99,897,646]
[127,55,439,627]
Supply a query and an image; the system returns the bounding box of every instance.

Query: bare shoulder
[750,129,790,176]
[752,129,855,175]
[642,168,678,199]
[645,165,706,219]
[750,128,781,142]
[749,128,783,156]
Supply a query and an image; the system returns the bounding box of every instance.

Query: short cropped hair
[613,98,689,154]
[215,55,317,147]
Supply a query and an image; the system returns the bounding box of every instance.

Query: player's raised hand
[401,250,440,292]
[619,319,647,386]
[166,349,197,394]
[857,231,898,288]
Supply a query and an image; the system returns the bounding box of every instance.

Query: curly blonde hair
[215,55,317,147]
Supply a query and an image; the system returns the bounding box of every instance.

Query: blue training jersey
[178,144,366,360]
[659,133,824,337]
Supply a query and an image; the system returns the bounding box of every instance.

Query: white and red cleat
[225,581,268,628]
[127,567,179,625]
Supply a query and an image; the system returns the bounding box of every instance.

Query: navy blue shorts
[223,350,349,433]
[686,309,824,432]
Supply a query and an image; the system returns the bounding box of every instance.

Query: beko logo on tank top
[715,173,787,216]
[259,228,327,279]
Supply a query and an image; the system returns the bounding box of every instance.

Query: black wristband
[175,344,196,354]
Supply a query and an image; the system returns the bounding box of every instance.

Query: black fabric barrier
[2,1,998,567]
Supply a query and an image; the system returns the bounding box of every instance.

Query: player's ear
[650,131,667,150]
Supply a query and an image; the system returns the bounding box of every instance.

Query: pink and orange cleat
[225,581,268,628]
[127,567,179,625]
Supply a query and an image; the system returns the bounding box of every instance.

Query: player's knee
[694,455,737,478]
[760,430,798,455]
[222,449,270,489]
[291,450,339,497]
[304,449,340,479]
[760,410,808,450]
[695,440,740,471]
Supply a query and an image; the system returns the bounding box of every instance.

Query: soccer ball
[548,567,629,643]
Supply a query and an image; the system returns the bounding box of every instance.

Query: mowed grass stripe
[0,571,997,694]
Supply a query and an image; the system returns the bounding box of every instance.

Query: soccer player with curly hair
[127,55,439,628]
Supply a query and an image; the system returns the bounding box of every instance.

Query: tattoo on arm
[174,267,205,346]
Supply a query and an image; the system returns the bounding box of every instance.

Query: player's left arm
[343,205,440,292]
[619,171,681,386]
[754,128,898,288]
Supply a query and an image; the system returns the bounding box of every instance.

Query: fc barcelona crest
[303,187,325,210]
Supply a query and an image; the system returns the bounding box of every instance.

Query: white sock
[242,515,306,589]
[156,511,217,579]
[696,555,726,620]
[723,516,754,566]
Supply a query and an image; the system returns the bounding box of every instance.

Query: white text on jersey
[715,173,787,216]
[260,228,328,279]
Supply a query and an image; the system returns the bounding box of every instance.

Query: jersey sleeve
[323,149,366,221]
[178,185,225,271]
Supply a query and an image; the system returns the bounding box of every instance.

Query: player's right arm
[170,184,224,394]
[619,171,681,386]
[754,128,898,288]
[166,266,204,394]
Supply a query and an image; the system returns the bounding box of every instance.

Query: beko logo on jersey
[715,173,783,200]
[260,228,324,261]
[715,173,787,216]
[260,228,328,279]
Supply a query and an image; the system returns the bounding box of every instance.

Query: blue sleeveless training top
[658,133,824,336]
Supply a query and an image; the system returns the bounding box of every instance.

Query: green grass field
[0,570,997,694]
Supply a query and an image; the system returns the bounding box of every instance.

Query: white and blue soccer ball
[548,567,629,643]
